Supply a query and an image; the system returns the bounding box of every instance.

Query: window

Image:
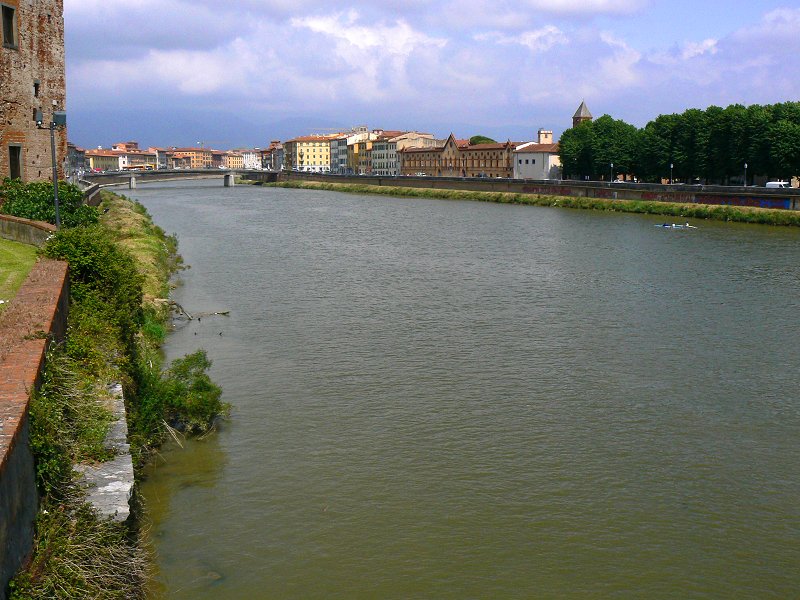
[2,4,15,48]
[9,145,22,180]
[33,80,40,98]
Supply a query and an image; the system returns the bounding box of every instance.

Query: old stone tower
[572,100,592,128]
[0,0,67,182]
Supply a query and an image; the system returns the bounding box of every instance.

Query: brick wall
[0,0,67,182]
[0,258,69,599]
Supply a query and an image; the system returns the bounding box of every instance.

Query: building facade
[1,0,67,181]
[400,134,520,178]
[373,132,437,176]
[513,129,561,179]
[284,135,333,172]
[171,148,212,169]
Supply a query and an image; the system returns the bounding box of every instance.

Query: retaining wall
[276,173,800,211]
[0,215,56,248]
[0,254,68,600]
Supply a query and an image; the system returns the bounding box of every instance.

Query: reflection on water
[132,181,800,599]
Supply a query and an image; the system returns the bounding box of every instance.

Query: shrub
[43,225,144,347]
[0,178,98,227]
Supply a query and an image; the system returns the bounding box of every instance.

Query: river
[129,180,800,599]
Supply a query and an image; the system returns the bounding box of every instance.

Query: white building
[238,149,262,170]
[513,129,561,180]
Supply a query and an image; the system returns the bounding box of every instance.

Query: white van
[765,181,789,188]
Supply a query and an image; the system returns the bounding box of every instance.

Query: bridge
[82,168,280,190]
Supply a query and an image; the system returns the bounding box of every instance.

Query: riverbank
[266,180,800,227]
[5,185,225,599]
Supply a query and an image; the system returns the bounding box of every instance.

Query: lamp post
[35,108,66,228]
[610,162,614,182]
[670,163,673,184]
[743,162,748,187]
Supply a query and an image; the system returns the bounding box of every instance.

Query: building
[148,147,170,170]
[573,100,592,128]
[399,134,521,178]
[260,140,284,171]
[329,135,349,174]
[238,149,261,170]
[372,131,437,176]
[513,129,561,179]
[171,147,212,169]
[328,127,369,174]
[67,142,86,178]
[222,151,244,170]
[110,142,157,170]
[85,148,121,172]
[1,0,67,181]
[284,135,334,172]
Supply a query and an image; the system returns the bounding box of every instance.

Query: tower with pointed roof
[573,101,592,128]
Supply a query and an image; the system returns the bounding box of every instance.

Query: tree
[469,135,497,145]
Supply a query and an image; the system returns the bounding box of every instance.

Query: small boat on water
[655,222,698,229]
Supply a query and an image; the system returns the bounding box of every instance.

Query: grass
[266,180,800,227]
[0,236,39,313]
[97,190,182,305]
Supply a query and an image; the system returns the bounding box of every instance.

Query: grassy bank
[6,186,226,599]
[268,180,800,227]
[0,237,38,312]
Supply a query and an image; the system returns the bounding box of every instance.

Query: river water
[130,180,800,599]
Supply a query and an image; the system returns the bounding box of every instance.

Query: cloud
[680,39,718,60]
[475,26,568,53]
[62,0,800,148]
[522,0,646,16]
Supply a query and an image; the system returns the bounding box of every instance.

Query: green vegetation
[0,178,99,227]
[559,101,800,184]
[268,180,800,227]
[470,135,497,145]
[9,186,227,598]
[0,237,38,312]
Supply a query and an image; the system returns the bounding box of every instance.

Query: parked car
[765,181,789,188]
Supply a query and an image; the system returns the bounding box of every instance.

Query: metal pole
[744,162,748,187]
[50,122,61,228]
[670,163,673,184]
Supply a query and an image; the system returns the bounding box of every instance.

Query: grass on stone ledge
[267,180,800,227]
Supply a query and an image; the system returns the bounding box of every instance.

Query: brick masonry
[0,257,68,599]
[0,0,67,182]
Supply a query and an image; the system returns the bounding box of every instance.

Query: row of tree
[558,102,800,184]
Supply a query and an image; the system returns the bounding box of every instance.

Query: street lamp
[670,163,674,184]
[743,162,748,187]
[610,162,614,182]
[35,108,66,228]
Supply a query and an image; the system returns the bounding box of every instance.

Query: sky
[64,0,800,150]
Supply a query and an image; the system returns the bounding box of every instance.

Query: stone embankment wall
[0,214,56,247]
[0,215,68,600]
[277,172,800,211]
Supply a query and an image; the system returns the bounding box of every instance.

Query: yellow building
[284,135,333,172]
[85,149,120,172]
[223,152,244,169]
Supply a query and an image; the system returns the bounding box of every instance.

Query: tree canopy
[469,135,497,145]
[559,101,800,184]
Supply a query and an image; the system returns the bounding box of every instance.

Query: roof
[574,100,592,119]
[514,142,560,154]
[286,135,338,143]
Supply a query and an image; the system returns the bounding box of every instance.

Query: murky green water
[130,181,800,599]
